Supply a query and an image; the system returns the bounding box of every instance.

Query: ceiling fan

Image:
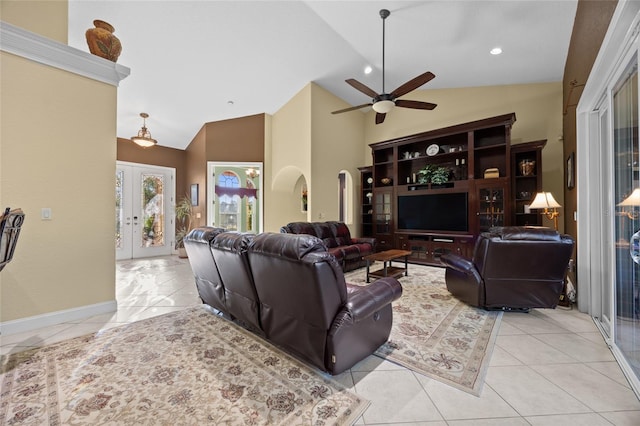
[332,9,437,124]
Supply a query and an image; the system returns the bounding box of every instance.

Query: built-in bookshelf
[364,113,525,265]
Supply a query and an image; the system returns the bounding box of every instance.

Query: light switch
[41,208,52,220]
[196,212,201,219]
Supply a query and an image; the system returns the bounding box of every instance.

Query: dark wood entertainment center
[359,113,546,266]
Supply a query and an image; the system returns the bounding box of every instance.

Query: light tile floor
[2,256,640,425]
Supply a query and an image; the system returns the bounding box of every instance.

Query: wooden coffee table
[363,249,412,283]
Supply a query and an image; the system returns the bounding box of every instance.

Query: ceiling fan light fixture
[331,8,437,123]
[372,99,395,113]
[130,112,157,148]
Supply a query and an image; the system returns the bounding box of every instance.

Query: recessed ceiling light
[490,47,503,55]
[227,100,234,106]
[364,65,373,74]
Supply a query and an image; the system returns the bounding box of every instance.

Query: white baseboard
[0,300,117,336]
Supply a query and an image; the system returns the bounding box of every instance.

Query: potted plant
[417,164,435,184]
[430,166,450,185]
[175,195,194,258]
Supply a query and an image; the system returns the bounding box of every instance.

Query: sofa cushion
[183,227,228,314]
[489,226,561,242]
[312,222,339,248]
[251,231,328,260]
[247,233,347,353]
[340,244,362,261]
[329,221,353,247]
[281,222,317,236]
[211,232,261,332]
[327,247,344,262]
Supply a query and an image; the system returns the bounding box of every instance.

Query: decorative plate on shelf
[367,177,373,184]
[426,144,440,156]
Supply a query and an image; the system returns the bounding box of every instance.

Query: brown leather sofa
[210,231,262,333]
[440,226,574,311]
[184,228,402,375]
[280,221,376,272]
[182,227,227,313]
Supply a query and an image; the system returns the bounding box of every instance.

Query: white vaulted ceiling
[67,0,578,149]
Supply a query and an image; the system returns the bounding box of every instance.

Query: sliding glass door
[612,56,640,379]
[578,0,640,399]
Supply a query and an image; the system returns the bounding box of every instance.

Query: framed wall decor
[191,184,199,206]
[567,152,575,190]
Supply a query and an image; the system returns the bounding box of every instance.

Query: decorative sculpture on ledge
[85,19,122,62]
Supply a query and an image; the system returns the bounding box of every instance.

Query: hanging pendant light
[130,112,157,148]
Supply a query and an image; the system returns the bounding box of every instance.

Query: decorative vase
[178,247,188,259]
[85,19,122,62]
[519,159,536,176]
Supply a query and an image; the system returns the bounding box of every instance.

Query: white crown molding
[0,20,130,86]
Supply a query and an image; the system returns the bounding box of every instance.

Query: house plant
[417,164,450,185]
[416,164,435,184]
[175,195,194,258]
[430,166,450,185]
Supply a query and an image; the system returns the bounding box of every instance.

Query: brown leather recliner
[183,227,227,313]
[247,232,402,375]
[210,232,262,333]
[440,226,574,310]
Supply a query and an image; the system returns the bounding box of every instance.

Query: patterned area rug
[0,306,368,425]
[345,263,502,396]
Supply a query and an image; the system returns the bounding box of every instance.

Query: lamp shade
[372,99,395,113]
[618,188,640,206]
[131,134,157,148]
[529,192,561,209]
[130,112,157,148]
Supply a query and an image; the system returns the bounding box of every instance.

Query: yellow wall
[310,83,365,235]
[267,83,366,234]
[0,0,68,43]
[0,52,118,322]
[1,1,118,324]
[269,82,563,233]
[267,84,312,231]
[363,82,564,230]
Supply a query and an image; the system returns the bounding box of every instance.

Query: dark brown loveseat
[280,221,375,272]
[183,229,402,375]
[440,226,574,311]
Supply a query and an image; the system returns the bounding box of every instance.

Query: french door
[116,162,175,260]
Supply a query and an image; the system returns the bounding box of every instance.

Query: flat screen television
[397,193,468,232]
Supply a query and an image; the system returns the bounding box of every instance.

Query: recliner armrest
[345,277,402,321]
[440,253,476,275]
[351,237,376,248]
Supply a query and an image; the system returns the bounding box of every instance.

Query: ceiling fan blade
[395,99,437,110]
[331,103,373,114]
[346,79,380,99]
[375,113,386,124]
[390,71,436,98]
